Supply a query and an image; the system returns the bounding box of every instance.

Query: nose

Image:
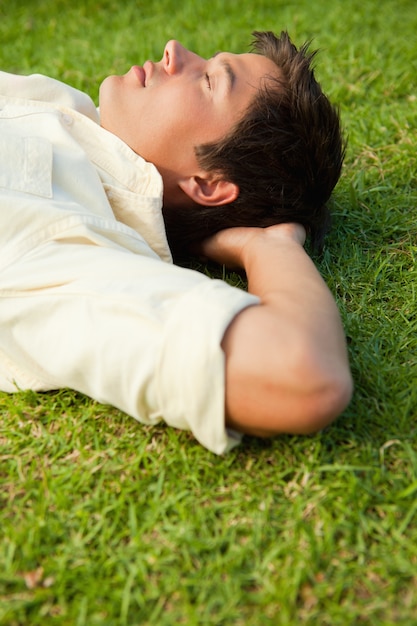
[163,40,201,75]
[163,40,184,75]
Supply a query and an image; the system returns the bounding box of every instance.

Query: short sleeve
[0,239,258,454]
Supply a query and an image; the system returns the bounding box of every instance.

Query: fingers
[197,223,307,268]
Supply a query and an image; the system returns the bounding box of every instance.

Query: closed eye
[204,72,211,90]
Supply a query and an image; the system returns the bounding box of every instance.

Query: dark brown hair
[163,30,345,258]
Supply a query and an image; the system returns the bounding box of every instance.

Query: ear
[179,175,239,206]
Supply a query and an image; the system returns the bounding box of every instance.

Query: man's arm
[200,223,353,437]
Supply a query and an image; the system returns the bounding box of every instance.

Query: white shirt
[0,72,258,454]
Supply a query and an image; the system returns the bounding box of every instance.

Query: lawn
[1,0,417,624]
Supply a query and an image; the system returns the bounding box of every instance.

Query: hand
[197,222,306,269]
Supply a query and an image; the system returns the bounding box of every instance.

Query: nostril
[164,47,172,72]
[163,41,179,74]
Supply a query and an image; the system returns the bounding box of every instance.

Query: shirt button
[62,113,73,126]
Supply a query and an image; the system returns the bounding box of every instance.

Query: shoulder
[0,71,98,121]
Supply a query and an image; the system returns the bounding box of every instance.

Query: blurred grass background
[1,0,417,624]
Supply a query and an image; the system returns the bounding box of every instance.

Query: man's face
[99,41,277,188]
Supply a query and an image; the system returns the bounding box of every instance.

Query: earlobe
[179,175,239,206]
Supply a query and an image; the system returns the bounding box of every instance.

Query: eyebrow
[221,59,236,93]
[211,52,236,93]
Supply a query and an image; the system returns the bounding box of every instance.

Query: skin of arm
[199,223,353,438]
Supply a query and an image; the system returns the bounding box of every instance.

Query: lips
[143,60,153,85]
[132,65,146,86]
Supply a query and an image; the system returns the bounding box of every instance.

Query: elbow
[297,367,354,435]
[224,337,353,438]
[240,362,353,439]
[227,366,353,439]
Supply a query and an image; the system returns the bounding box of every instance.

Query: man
[0,31,352,454]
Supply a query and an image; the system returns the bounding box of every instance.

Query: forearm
[244,229,347,378]
[216,226,352,436]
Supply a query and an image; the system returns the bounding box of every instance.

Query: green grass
[1,0,417,623]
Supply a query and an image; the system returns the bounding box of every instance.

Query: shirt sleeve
[0,239,258,454]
